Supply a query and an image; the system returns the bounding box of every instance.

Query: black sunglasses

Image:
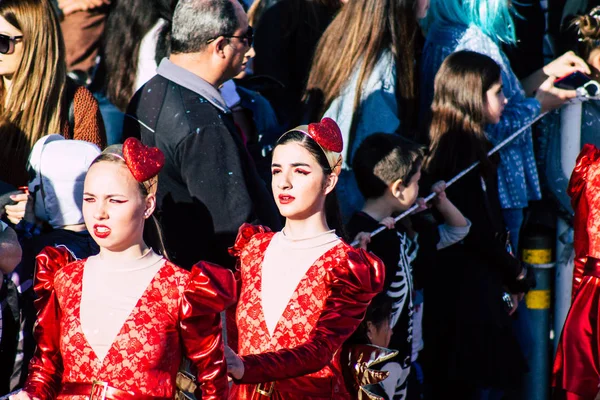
[206,26,253,47]
[0,34,23,55]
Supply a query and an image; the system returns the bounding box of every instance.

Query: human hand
[535,75,578,113]
[379,217,396,230]
[58,0,111,16]
[410,197,428,215]
[430,181,448,206]
[224,345,244,380]
[543,51,590,79]
[353,232,371,250]
[508,293,524,316]
[5,192,34,225]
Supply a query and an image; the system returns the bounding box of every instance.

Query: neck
[169,53,223,88]
[362,197,396,222]
[283,211,331,239]
[99,242,151,262]
[61,223,88,233]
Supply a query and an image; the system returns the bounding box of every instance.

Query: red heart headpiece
[122,137,165,183]
[280,117,343,174]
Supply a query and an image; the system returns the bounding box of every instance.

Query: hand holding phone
[554,71,593,90]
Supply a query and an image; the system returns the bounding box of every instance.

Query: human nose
[275,171,292,190]
[93,201,108,220]
[245,46,255,59]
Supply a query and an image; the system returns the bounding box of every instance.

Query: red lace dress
[22,246,236,400]
[227,224,385,399]
[553,144,600,399]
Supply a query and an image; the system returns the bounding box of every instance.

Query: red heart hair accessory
[307,117,343,153]
[122,137,165,182]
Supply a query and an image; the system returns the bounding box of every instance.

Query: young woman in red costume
[224,117,385,399]
[553,144,600,400]
[10,138,235,400]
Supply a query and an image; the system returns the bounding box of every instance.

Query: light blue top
[322,49,399,220]
[323,49,399,169]
[420,23,542,209]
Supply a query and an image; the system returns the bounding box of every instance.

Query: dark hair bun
[576,7,600,40]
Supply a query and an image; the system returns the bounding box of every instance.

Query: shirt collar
[157,58,230,113]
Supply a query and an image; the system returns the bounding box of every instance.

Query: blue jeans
[501,208,524,254]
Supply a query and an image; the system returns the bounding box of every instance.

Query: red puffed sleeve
[23,246,75,400]
[226,223,272,352]
[568,144,600,298]
[238,247,385,383]
[180,261,237,400]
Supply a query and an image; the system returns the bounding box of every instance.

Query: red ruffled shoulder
[330,246,386,297]
[228,223,272,259]
[568,144,600,201]
[34,245,76,304]
[568,144,600,298]
[185,261,237,313]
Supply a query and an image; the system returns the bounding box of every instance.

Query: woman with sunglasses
[0,0,106,189]
[224,118,384,399]
[10,138,235,400]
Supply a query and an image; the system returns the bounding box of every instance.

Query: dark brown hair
[102,0,175,111]
[424,51,501,180]
[306,0,420,132]
[353,133,424,200]
[568,7,600,62]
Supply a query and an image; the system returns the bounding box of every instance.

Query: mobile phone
[554,71,593,90]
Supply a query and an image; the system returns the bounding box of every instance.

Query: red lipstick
[278,194,295,204]
[93,224,111,239]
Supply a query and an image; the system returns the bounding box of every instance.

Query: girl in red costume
[11,138,235,400]
[224,118,385,399]
[553,144,600,399]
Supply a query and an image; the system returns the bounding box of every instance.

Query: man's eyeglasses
[206,26,253,47]
[0,34,23,55]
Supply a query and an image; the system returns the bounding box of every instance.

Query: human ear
[144,194,157,219]
[214,37,229,58]
[390,178,405,199]
[366,321,375,341]
[323,173,339,195]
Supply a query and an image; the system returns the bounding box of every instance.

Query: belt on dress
[60,381,170,400]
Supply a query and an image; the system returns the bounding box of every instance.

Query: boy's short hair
[353,133,425,200]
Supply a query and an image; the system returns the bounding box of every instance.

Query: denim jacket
[420,23,542,210]
[323,50,399,218]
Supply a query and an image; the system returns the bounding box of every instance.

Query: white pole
[554,101,582,350]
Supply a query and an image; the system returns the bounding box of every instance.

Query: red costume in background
[227,224,385,399]
[553,144,600,399]
[23,246,236,400]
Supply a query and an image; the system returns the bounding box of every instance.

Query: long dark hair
[101,0,175,111]
[275,131,346,240]
[424,51,501,180]
[89,152,169,259]
[307,0,420,132]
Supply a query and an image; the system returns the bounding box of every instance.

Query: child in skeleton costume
[347,133,470,399]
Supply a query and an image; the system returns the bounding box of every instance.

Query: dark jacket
[124,60,280,270]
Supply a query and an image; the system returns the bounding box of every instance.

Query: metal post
[554,101,582,348]
[522,229,554,400]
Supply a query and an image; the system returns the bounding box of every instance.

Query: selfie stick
[351,112,548,247]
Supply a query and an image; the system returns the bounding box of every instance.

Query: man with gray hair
[124,0,280,270]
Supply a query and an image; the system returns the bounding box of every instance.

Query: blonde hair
[0,0,66,150]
